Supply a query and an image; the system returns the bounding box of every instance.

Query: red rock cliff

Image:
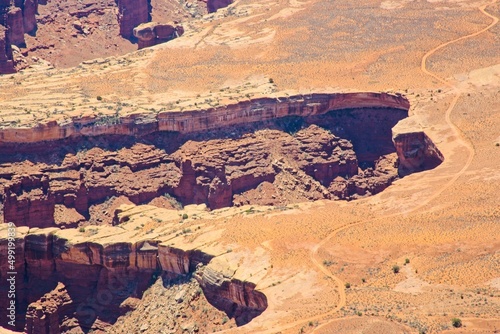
[0,93,409,144]
[392,119,444,176]
[0,25,15,73]
[115,0,150,39]
[0,224,267,332]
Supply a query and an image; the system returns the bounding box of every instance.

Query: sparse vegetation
[451,318,462,328]
[392,265,400,274]
[345,282,351,288]
[323,260,333,267]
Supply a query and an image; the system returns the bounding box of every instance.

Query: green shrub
[182,213,188,220]
[451,318,462,328]
[345,282,351,289]
[392,265,400,273]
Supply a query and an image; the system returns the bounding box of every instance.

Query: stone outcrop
[0,25,15,73]
[0,0,39,73]
[25,283,73,334]
[0,223,267,332]
[23,0,38,34]
[0,93,409,143]
[115,0,150,39]
[0,93,441,228]
[0,123,396,228]
[6,6,25,46]
[392,118,444,176]
[207,0,233,13]
[199,262,267,326]
[133,21,183,49]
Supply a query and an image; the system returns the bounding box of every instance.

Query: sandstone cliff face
[0,124,398,228]
[115,0,150,39]
[0,0,39,73]
[6,6,25,46]
[0,93,409,144]
[22,0,38,34]
[392,119,444,176]
[0,224,266,332]
[393,132,444,176]
[199,265,267,326]
[25,283,73,334]
[0,93,427,228]
[0,25,15,73]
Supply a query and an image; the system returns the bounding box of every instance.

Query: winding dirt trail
[260,2,499,333]
[306,2,499,333]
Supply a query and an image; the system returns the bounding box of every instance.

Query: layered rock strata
[0,0,39,73]
[0,220,266,332]
[199,262,267,326]
[0,124,397,228]
[392,118,444,176]
[0,93,443,228]
[25,283,73,334]
[0,93,408,143]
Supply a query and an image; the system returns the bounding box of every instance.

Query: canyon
[0,92,444,332]
[0,208,266,332]
[0,93,443,229]
[0,0,234,72]
[1,0,496,331]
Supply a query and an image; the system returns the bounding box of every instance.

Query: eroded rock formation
[133,21,183,49]
[0,25,15,73]
[0,93,409,143]
[0,223,266,332]
[115,0,150,39]
[392,118,444,176]
[0,0,40,72]
[25,283,73,334]
[199,262,267,326]
[0,93,443,228]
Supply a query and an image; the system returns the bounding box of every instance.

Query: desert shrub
[405,258,410,264]
[345,282,351,288]
[323,260,333,267]
[392,265,400,273]
[451,318,462,328]
[182,213,188,220]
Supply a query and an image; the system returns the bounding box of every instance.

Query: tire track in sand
[307,2,498,333]
[262,2,499,333]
